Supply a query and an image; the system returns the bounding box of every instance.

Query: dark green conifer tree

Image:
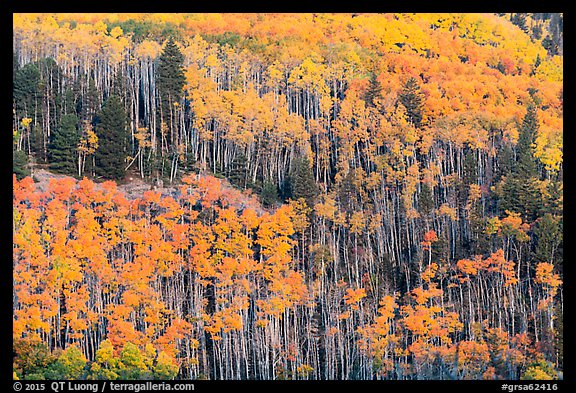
[499,104,542,221]
[399,77,425,128]
[157,37,185,137]
[287,156,319,207]
[157,38,186,106]
[49,113,79,176]
[94,95,129,180]
[418,183,434,217]
[82,77,100,121]
[260,181,280,207]
[363,72,383,108]
[13,62,40,116]
[13,150,30,180]
[534,213,562,265]
[228,153,249,189]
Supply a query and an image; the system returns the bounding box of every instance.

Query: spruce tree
[260,181,280,207]
[418,183,434,217]
[399,77,425,128]
[157,37,186,110]
[515,104,542,220]
[534,213,562,264]
[94,95,129,180]
[363,72,383,108]
[13,62,40,116]
[81,77,100,121]
[287,156,319,207]
[337,169,359,213]
[516,105,539,176]
[228,153,249,189]
[13,150,30,180]
[510,13,528,33]
[499,105,542,221]
[49,113,79,176]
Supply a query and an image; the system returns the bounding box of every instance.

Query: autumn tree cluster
[13,13,562,380]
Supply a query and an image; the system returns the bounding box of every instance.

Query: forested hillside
[13,13,563,380]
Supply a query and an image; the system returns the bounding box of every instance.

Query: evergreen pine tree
[228,153,248,189]
[13,53,19,77]
[337,169,359,213]
[510,13,528,33]
[516,105,539,176]
[534,213,562,264]
[49,113,79,176]
[82,77,100,121]
[94,95,129,180]
[58,88,76,118]
[13,62,40,116]
[13,150,30,180]
[495,144,514,182]
[531,24,543,40]
[418,183,434,217]
[157,37,186,110]
[543,179,563,217]
[399,77,425,128]
[363,72,382,108]
[287,156,319,207]
[516,105,543,220]
[260,181,280,207]
[156,37,186,159]
[463,149,479,185]
[499,104,542,221]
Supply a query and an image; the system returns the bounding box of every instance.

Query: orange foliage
[486,249,518,286]
[421,230,438,251]
[344,287,367,311]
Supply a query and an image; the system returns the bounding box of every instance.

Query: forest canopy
[13,13,562,381]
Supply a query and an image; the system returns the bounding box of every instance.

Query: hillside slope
[13,13,563,381]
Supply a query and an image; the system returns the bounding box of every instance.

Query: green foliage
[228,153,248,189]
[88,340,178,380]
[534,214,562,265]
[363,71,383,108]
[468,213,491,256]
[260,181,280,207]
[49,113,79,176]
[542,180,562,217]
[106,19,183,43]
[541,14,563,56]
[498,105,543,221]
[13,150,30,180]
[399,77,425,128]
[58,88,77,117]
[418,184,434,217]
[12,338,183,381]
[81,78,100,121]
[13,62,40,115]
[90,340,119,380]
[463,150,478,185]
[521,359,556,380]
[157,37,186,108]
[94,95,130,180]
[495,144,514,182]
[516,105,540,179]
[24,373,47,380]
[153,351,179,380]
[287,156,319,207]
[336,170,359,213]
[13,338,56,379]
[44,345,87,380]
[118,342,149,379]
[204,32,242,48]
